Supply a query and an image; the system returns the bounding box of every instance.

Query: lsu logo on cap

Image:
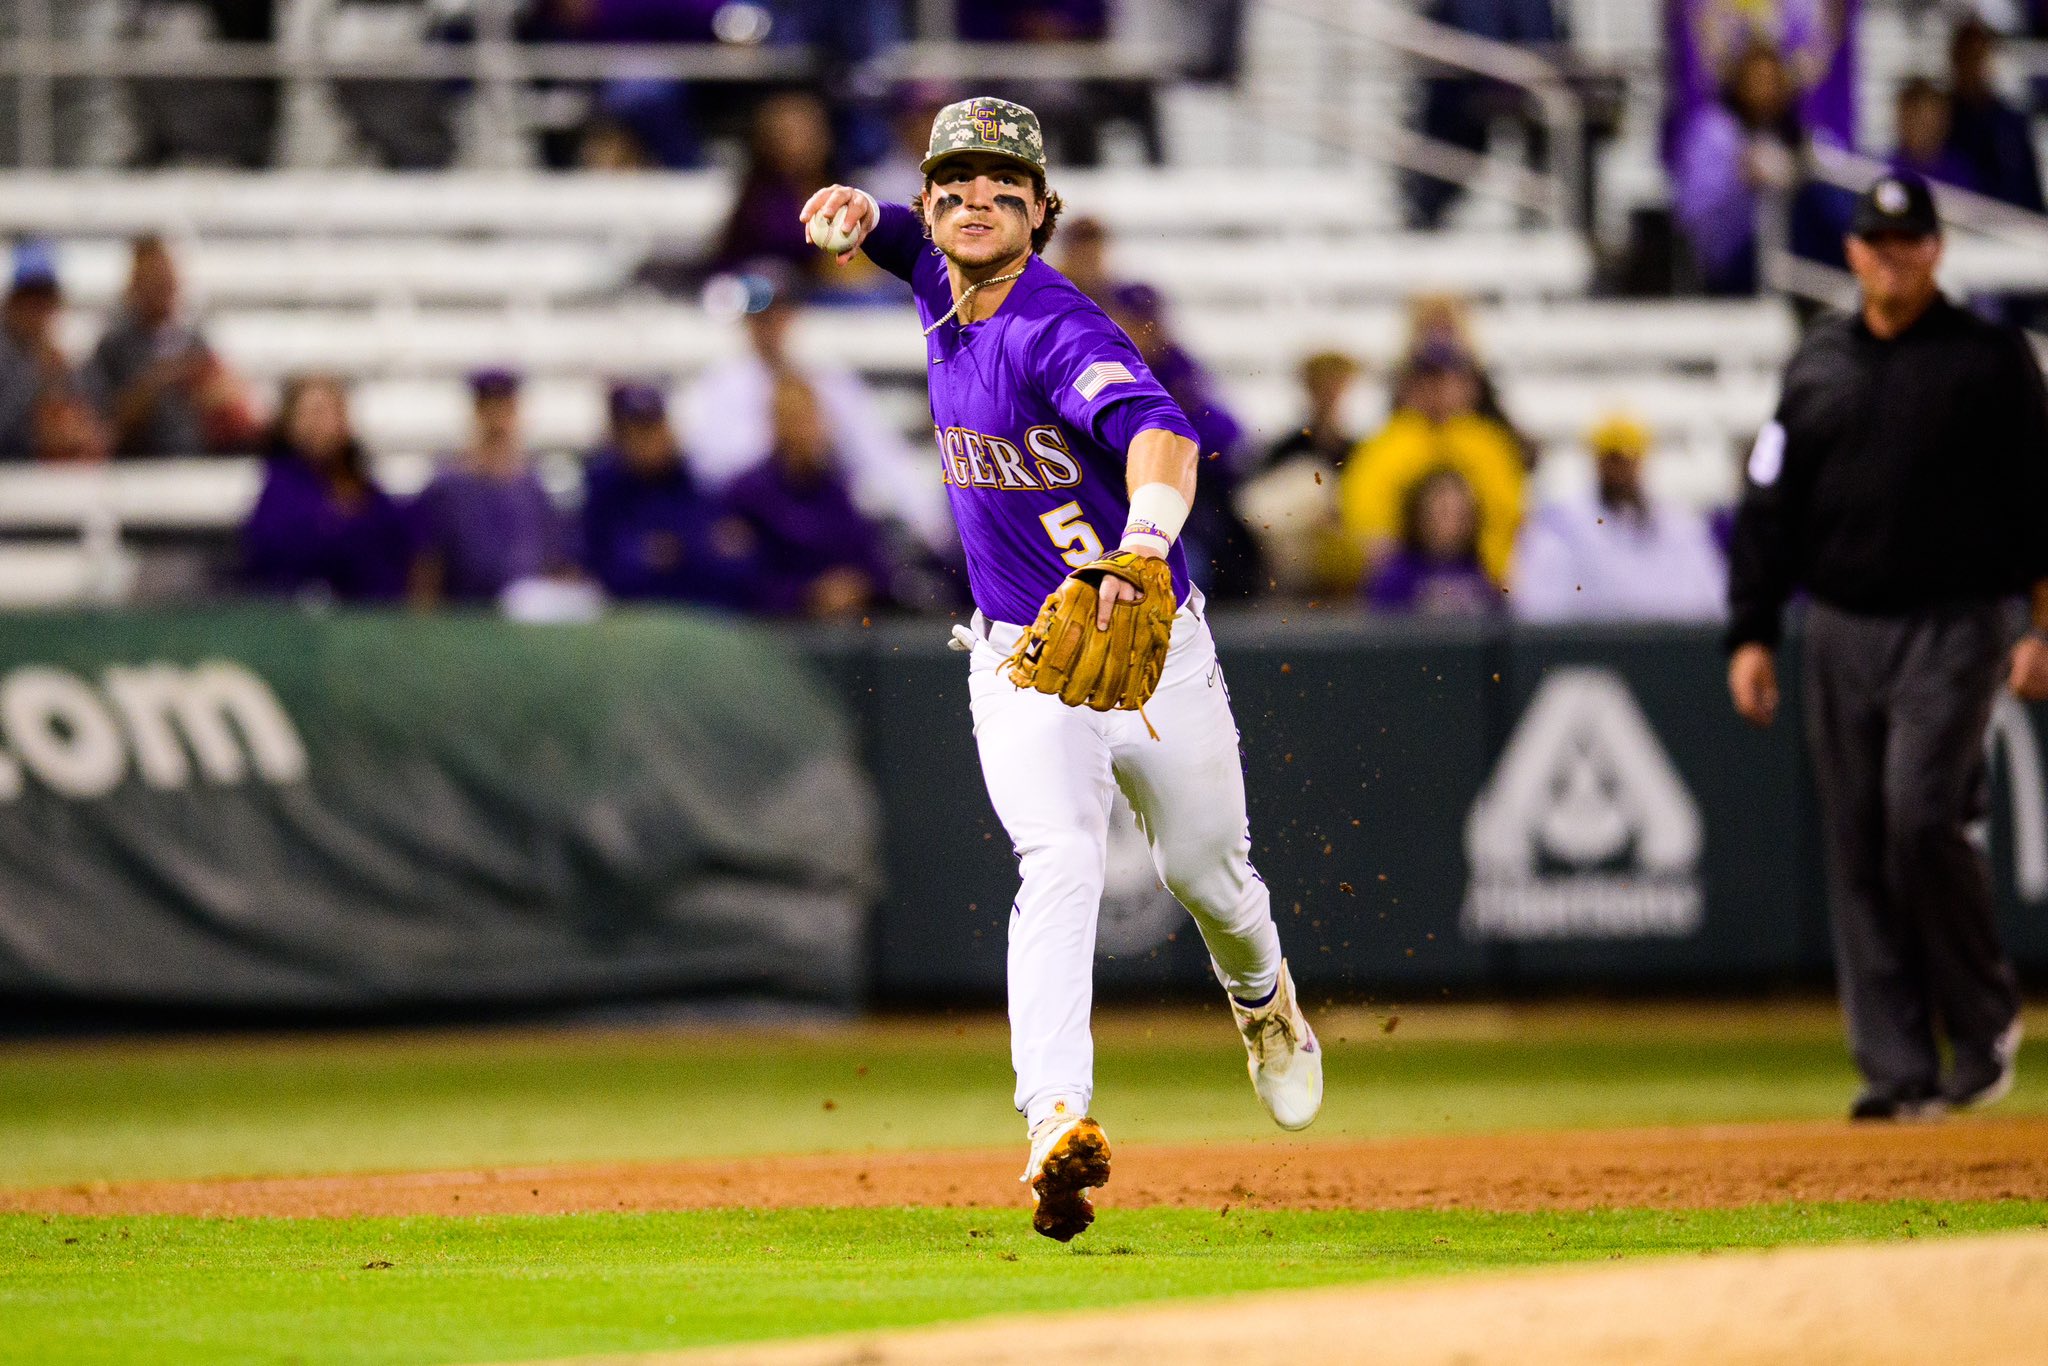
[1875,178,1910,215]
[975,106,1001,144]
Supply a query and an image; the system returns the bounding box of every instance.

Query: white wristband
[1122,482,1189,557]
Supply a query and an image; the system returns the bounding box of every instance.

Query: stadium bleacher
[5,166,1787,541]
[3,0,2046,609]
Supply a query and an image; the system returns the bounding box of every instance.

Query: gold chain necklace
[923,266,1026,336]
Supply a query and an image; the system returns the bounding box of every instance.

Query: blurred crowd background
[0,0,2044,627]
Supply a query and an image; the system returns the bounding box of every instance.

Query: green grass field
[2,1004,2044,1365]
[9,1004,2044,1187]
[8,1204,2043,1366]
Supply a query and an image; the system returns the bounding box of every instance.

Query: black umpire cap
[1851,173,1939,239]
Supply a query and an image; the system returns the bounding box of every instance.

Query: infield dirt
[8,1115,2044,1218]
[618,1231,2048,1366]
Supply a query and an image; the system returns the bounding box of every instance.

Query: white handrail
[1807,144,2048,248]
[1759,144,2048,353]
[0,23,1179,171]
[0,38,1179,85]
[1271,0,1564,88]
[0,37,1178,85]
[1257,0,1588,229]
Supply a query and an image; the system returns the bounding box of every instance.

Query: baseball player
[801,97,1322,1243]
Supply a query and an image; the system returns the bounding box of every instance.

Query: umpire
[1726,172,2048,1121]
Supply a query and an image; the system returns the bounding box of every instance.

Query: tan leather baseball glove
[1006,550,1175,713]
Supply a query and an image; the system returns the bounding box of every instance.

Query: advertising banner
[839,618,2048,999]
[1,609,2040,1012]
[0,609,879,1010]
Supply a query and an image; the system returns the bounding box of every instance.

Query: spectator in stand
[1365,469,1501,616]
[1264,350,1364,473]
[706,91,840,280]
[581,381,758,607]
[512,0,723,170]
[726,373,893,619]
[1235,351,1365,597]
[2026,1,2048,113]
[1105,283,1242,469]
[1049,222,1262,590]
[1398,293,1531,465]
[1340,340,1524,586]
[1509,414,1726,622]
[1181,0,1250,85]
[861,84,955,207]
[409,370,575,608]
[0,247,73,460]
[331,12,457,172]
[131,0,278,169]
[30,391,111,465]
[1946,18,2045,213]
[1053,216,1115,307]
[772,3,910,173]
[578,118,658,171]
[1664,0,1859,159]
[1888,78,1978,192]
[83,236,259,459]
[241,375,412,601]
[1403,0,1565,229]
[1104,281,1263,598]
[959,2,1162,166]
[1673,38,1808,294]
[680,264,950,551]
[1672,38,1856,296]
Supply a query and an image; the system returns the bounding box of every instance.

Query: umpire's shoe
[1848,1090,1947,1122]
[1945,1019,2022,1111]
[1021,1108,1110,1242]
[1230,959,1323,1131]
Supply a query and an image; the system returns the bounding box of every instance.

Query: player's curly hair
[915,175,1064,255]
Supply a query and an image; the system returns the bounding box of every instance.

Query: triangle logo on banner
[1462,668,1703,941]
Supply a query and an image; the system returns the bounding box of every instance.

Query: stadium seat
[49,239,635,309]
[1135,233,1593,303]
[0,147,2030,571]
[0,539,136,607]
[0,169,1404,243]
[0,173,729,239]
[0,460,263,532]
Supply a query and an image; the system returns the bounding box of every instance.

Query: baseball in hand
[808,206,862,255]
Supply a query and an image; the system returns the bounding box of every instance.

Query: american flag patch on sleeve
[1073,360,1135,401]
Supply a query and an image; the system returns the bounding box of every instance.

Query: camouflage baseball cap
[921,96,1047,177]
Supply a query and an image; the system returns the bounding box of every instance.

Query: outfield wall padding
[809,613,2047,1000]
[0,608,879,1010]
[0,608,2041,1013]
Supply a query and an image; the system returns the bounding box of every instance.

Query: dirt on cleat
[1028,1118,1111,1242]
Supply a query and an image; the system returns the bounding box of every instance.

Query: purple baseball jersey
[863,202,1197,625]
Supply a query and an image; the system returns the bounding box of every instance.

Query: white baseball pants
[963,594,1283,1129]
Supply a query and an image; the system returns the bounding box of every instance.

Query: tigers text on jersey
[863,202,1196,625]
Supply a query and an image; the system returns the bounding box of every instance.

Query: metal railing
[1760,143,2048,351]
[0,0,1175,170]
[1257,0,1589,229]
[6,0,1593,217]
[0,37,1172,84]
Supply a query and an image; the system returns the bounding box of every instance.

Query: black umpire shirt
[1726,294,2048,650]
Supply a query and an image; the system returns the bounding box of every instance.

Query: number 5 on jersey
[1039,500,1103,569]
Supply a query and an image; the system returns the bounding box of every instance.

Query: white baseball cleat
[1229,959,1323,1131]
[1019,1107,1111,1242]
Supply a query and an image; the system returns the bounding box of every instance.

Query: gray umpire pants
[1803,600,2023,1100]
